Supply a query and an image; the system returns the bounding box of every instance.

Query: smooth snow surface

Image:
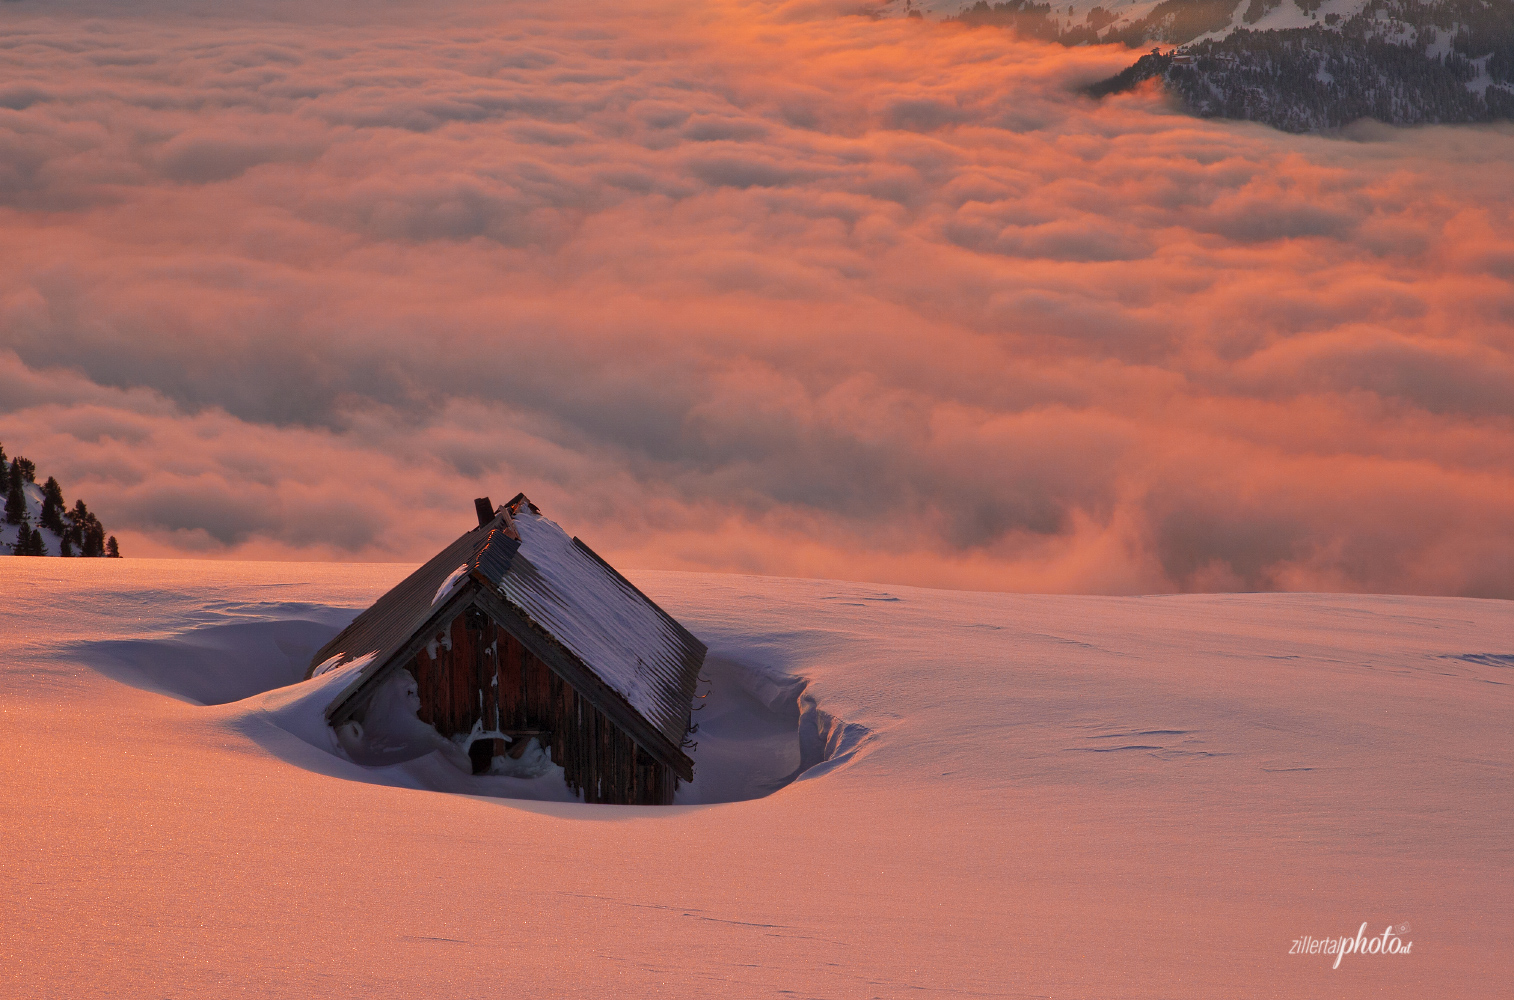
[2,559,1510,997]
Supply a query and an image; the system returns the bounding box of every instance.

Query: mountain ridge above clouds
[892,0,1377,41]
[1090,0,1514,130]
[894,0,1514,131]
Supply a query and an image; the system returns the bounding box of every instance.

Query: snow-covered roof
[308,495,706,765]
[497,506,704,741]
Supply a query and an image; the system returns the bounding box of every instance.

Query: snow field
[1,558,1509,997]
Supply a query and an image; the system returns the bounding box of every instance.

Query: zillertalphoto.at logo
[1290,923,1413,969]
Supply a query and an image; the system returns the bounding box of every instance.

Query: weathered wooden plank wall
[398,607,675,805]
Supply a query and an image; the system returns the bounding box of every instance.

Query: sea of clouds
[1,0,1510,596]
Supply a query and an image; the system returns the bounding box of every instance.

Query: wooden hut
[307,494,705,805]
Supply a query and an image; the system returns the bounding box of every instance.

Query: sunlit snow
[5,559,1508,996]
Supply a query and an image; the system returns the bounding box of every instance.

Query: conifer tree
[13,457,34,484]
[4,477,25,525]
[59,533,74,557]
[66,499,90,552]
[15,524,45,556]
[106,536,120,558]
[40,477,65,534]
[82,521,105,558]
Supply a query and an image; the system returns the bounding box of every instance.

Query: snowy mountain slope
[1092,0,1514,129]
[893,0,1377,43]
[884,0,1160,25]
[900,0,1513,130]
[889,0,1180,30]
[0,480,57,555]
[2,559,1508,997]
[1,448,117,557]
[1093,25,1513,129]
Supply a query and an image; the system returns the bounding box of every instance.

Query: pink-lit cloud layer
[2,0,1511,596]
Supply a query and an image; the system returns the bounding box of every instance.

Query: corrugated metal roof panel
[307,526,487,685]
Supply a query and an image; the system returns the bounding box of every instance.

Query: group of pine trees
[1,442,119,558]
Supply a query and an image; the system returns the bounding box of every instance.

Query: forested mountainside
[947,0,1514,131]
[1087,0,1514,130]
[0,443,119,558]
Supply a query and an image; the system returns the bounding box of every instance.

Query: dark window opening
[469,739,494,775]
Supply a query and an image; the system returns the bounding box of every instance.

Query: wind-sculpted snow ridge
[81,616,349,706]
[1089,0,1514,130]
[72,606,863,805]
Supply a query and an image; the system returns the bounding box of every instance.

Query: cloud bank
[1,0,1511,596]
